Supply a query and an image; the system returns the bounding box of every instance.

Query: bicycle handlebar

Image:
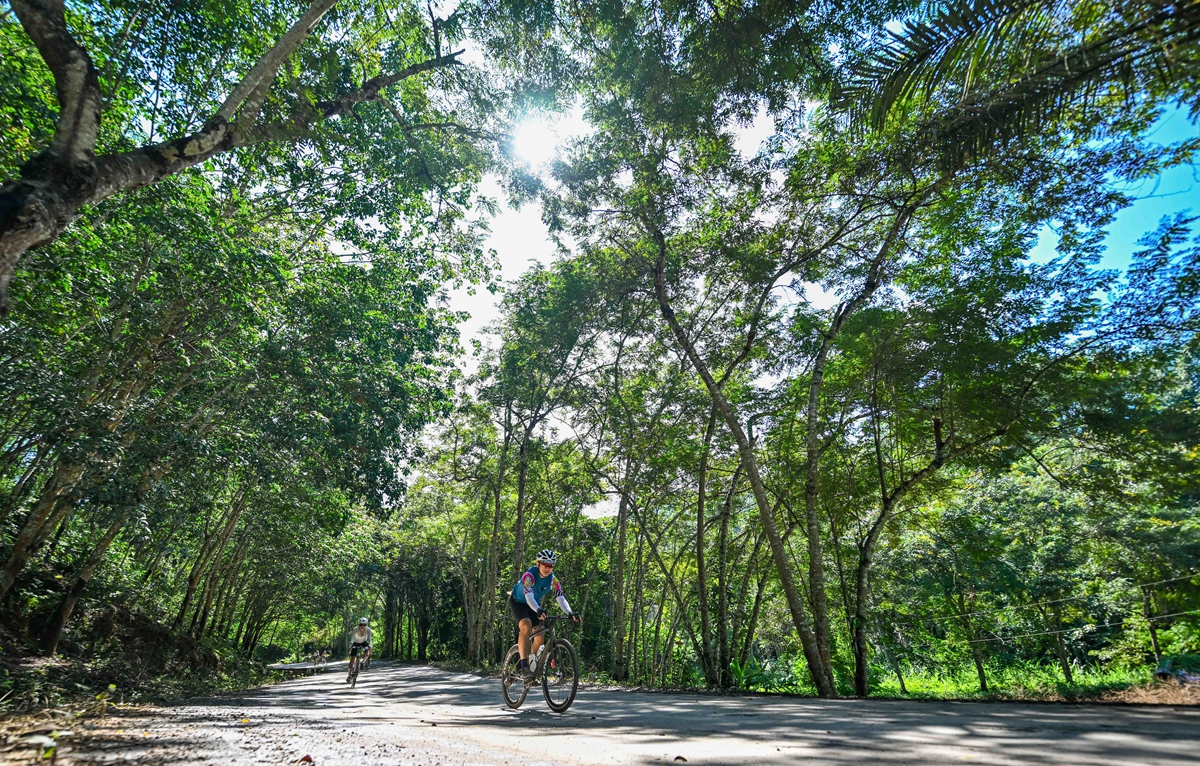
[530,614,578,637]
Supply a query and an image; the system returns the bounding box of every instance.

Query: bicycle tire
[542,638,578,713]
[500,645,528,709]
[350,660,359,688]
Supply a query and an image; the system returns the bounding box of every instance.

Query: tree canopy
[0,0,1196,708]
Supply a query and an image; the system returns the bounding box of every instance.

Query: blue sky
[449,106,1200,358]
[1030,107,1200,270]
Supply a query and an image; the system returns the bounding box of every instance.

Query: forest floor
[1,662,1198,765]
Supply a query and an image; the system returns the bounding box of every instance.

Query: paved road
[37,663,1200,765]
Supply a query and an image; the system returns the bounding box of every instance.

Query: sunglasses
[538,562,555,569]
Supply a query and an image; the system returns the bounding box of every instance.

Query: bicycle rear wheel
[542,639,578,713]
[501,645,528,709]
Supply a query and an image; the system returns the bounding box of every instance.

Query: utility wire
[881,608,1200,657]
[966,607,1200,644]
[884,572,1198,629]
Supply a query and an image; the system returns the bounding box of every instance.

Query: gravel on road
[5,663,1199,766]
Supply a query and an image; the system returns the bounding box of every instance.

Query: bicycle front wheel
[542,638,578,713]
[501,645,528,709]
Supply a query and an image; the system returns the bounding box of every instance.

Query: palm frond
[841,0,1050,131]
[838,0,1200,168]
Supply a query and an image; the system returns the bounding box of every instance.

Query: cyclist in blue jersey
[509,549,581,676]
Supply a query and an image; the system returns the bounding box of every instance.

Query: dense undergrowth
[2,0,1199,720]
[575,653,1200,704]
[0,596,284,714]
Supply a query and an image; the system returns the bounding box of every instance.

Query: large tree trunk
[174,484,248,629]
[716,467,740,688]
[1145,588,1163,662]
[852,543,876,697]
[611,480,632,681]
[485,409,512,664]
[694,407,718,686]
[803,340,837,682]
[39,511,128,656]
[512,430,531,575]
[0,460,85,601]
[1048,602,1074,685]
[0,0,461,312]
[650,232,836,697]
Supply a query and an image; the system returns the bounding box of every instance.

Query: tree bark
[174,484,248,629]
[0,0,462,311]
[512,429,532,575]
[695,406,718,686]
[0,460,85,601]
[801,201,926,689]
[953,588,989,692]
[716,466,739,687]
[611,480,632,681]
[650,229,836,697]
[40,511,128,655]
[1144,588,1163,663]
[739,568,769,670]
[1049,602,1074,685]
[485,405,513,664]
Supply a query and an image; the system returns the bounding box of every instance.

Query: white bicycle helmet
[536,549,557,565]
[359,617,369,625]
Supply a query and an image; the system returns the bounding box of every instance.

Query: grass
[719,653,1195,703]
[871,661,1156,701]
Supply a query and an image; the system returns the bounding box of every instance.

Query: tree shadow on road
[55,663,1200,766]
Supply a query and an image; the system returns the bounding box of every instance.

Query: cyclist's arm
[520,572,541,612]
[553,577,574,614]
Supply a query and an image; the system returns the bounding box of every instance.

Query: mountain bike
[347,646,370,687]
[500,615,579,713]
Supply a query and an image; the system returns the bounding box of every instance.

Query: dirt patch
[1103,678,1200,705]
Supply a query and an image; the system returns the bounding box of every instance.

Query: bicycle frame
[501,614,579,712]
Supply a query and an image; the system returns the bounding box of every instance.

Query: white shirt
[351,626,373,646]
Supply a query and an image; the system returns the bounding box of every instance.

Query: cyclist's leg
[517,618,533,660]
[509,595,537,662]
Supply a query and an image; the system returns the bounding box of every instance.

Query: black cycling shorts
[509,595,539,624]
[349,641,370,657]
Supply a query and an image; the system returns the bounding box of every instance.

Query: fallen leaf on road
[241,718,250,723]
[296,755,314,763]
[431,722,437,727]
[674,758,687,762]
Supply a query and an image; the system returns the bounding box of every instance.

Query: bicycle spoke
[542,642,577,710]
